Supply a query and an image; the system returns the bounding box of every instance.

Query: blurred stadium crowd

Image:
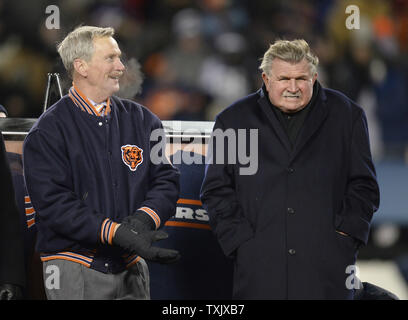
[0,0,407,162]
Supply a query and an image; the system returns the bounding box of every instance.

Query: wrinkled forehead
[268,58,314,78]
[92,36,121,54]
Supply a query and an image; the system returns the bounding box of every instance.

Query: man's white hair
[259,39,319,76]
[57,26,115,78]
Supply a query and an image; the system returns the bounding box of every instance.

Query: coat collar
[257,81,328,160]
[258,86,292,154]
[68,84,111,117]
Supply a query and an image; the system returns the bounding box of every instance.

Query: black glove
[113,222,180,264]
[122,211,156,232]
[0,284,23,300]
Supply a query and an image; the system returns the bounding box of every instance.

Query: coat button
[287,167,294,173]
[287,207,295,214]
[288,249,296,255]
[98,122,103,126]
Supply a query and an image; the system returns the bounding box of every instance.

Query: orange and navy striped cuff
[25,196,36,228]
[138,207,161,229]
[100,219,120,245]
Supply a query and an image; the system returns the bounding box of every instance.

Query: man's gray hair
[57,26,115,78]
[259,39,319,76]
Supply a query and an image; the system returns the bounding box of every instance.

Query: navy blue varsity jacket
[23,86,180,274]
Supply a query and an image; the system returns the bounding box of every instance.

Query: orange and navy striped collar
[68,84,111,117]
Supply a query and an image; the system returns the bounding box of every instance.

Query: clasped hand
[113,221,180,264]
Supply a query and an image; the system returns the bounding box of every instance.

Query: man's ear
[312,72,318,84]
[73,58,88,78]
[262,72,269,86]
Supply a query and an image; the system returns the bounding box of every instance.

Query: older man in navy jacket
[201,39,380,299]
[23,26,180,300]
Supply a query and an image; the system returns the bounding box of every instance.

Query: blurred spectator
[196,0,249,42]
[198,31,252,119]
[145,8,210,88]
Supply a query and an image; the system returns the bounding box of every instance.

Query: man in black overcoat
[200,39,380,299]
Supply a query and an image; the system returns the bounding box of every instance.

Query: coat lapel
[257,89,292,154]
[291,87,328,161]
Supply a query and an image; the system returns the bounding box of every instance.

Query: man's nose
[288,79,298,92]
[116,59,125,71]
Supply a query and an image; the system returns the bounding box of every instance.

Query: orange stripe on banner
[177,198,203,206]
[164,221,211,230]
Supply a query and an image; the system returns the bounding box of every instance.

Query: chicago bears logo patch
[121,144,143,171]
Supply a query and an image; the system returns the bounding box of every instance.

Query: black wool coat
[200,84,380,299]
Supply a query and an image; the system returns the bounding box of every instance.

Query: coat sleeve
[336,109,380,245]
[200,117,254,257]
[0,133,25,288]
[132,118,180,230]
[23,128,106,246]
